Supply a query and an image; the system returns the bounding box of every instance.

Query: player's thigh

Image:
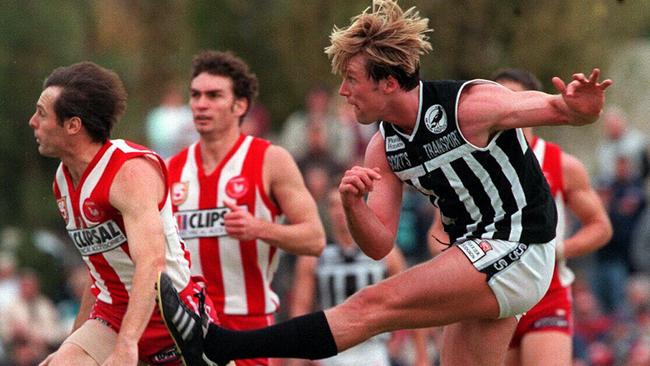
[362,246,501,328]
[326,246,501,350]
[504,348,521,366]
[391,237,556,324]
[440,317,517,366]
[54,319,117,365]
[520,331,572,366]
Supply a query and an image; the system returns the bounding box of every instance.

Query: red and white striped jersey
[167,134,282,316]
[530,136,574,288]
[53,140,192,307]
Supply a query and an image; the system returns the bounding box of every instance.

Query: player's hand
[552,68,613,124]
[339,166,381,204]
[224,201,260,241]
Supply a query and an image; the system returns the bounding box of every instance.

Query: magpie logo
[424,105,447,134]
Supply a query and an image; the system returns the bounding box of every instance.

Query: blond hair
[325,0,432,88]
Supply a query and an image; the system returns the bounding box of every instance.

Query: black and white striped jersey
[380,80,557,245]
[315,244,387,309]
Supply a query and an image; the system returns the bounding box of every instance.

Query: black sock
[204,311,338,364]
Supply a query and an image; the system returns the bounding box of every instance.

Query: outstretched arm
[340,132,403,260]
[551,69,613,125]
[459,69,613,139]
[560,152,612,259]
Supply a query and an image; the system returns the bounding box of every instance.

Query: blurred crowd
[1,85,650,366]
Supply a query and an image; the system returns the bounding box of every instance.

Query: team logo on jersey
[226,176,249,199]
[171,182,189,206]
[424,104,447,134]
[57,197,68,222]
[385,135,406,152]
[83,199,104,223]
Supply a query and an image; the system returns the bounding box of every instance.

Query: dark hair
[366,60,420,90]
[491,68,542,91]
[44,62,127,143]
[191,50,258,122]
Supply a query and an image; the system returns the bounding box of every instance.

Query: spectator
[630,206,650,275]
[242,103,273,139]
[573,280,614,363]
[145,81,198,158]
[587,341,615,366]
[593,156,646,314]
[296,117,344,177]
[279,85,355,167]
[396,185,434,266]
[56,265,88,334]
[596,107,650,185]
[0,270,65,365]
[302,163,337,241]
[571,274,650,365]
[625,341,650,366]
[0,252,18,314]
[286,188,428,366]
[0,253,18,365]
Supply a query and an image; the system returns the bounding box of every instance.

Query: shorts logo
[57,197,68,222]
[150,346,180,364]
[385,135,405,152]
[83,199,104,223]
[532,315,569,329]
[493,243,528,271]
[171,182,189,206]
[478,241,493,252]
[424,104,447,134]
[226,176,249,199]
[458,240,488,263]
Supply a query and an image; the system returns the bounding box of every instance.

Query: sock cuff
[294,311,338,360]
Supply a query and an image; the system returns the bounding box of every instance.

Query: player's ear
[382,75,400,94]
[233,98,248,117]
[64,116,83,135]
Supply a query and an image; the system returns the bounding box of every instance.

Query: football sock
[204,311,338,364]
